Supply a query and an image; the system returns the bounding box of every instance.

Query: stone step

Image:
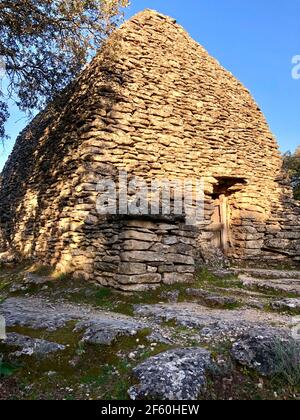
[134,302,290,331]
[239,275,300,296]
[186,288,239,308]
[238,275,300,286]
[271,298,300,312]
[234,268,300,280]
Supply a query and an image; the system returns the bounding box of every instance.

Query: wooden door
[211,199,222,248]
[210,195,229,252]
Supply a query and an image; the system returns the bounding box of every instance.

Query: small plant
[89,287,117,311]
[0,281,10,291]
[95,287,113,302]
[272,339,300,388]
[75,342,86,357]
[0,355,18,378]
[196,268,241,290]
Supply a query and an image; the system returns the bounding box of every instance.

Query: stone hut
[0,10,299,290]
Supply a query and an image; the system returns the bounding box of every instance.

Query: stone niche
[95,218,198,291]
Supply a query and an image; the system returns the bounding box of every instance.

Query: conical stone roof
[2,9,281,185]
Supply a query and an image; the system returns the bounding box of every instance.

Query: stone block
[116,273,162,285]
[162,236,178,245]
[123,240,152,251]
[168,243,195,255]
[176,265,195,273]
[118,262,147,275]
[125,220,158,229]
[121,251,165,263]
[120,231,158,242]
[158,264,175,273]
[163,273,194,285]
[165,254,194,265]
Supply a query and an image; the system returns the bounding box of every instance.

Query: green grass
[0,356,19,378]
[1,263,300,400]
[196,268,242,289]
[271,339,300,388]
[0,323,171,400]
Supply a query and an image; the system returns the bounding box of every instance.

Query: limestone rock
[116,273,161,285]
[128,348,212,400]
[160,290,180,303]
[231,327,300,376]
[75,319,143,345]
[4,333,65,356]
[186,288,238,307]
[271,298,300,312]
[118,262,147,275]
[163,273,194,285]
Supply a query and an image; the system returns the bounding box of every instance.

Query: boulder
[128,348,212,400]
[4,333,65,356]
[75,318,144,345]
[231,327,300,376]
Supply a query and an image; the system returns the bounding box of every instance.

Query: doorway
[208,177,247,254]
[210,194,229,252]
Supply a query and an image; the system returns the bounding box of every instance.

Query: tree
[0,0,129,140]
[283,148,300,200]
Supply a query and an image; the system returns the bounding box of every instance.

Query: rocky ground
[0,264,300,400]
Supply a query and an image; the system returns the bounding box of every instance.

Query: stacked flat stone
[0,9,299,290]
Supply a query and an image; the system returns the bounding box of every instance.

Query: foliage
[0,0,129,139]
[0,355,18,378]
[283,147,300,200]
[272,339,300,388]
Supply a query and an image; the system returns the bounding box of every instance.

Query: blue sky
[0,0,299,170]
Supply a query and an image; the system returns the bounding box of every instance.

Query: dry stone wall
[0,9,299,289]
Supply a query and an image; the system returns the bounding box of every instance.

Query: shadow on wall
[0,37,127,270]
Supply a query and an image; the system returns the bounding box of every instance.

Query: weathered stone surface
[120,231,158,242]
[1,297,77,330]
[22,272,53,285]
[123,240,152,251]
[75,319,141,345]
[160,290,180,303]
[271,298,300,312]
[128,348,212,400]
[118,262,147,275]
[231,327,300,376]
[121,251,165,263]
[235,269,300,280]
[199,244,230,269]
[9,272,54,292]
[162,236,178,245]
[4,333,65,356]
[239,275,300,296]
[116,273,161,285]
[163,273,194,285]
[0,298,147,342]
[134,303,290,342]
[186,288,238,307]
[164,254,194,265]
